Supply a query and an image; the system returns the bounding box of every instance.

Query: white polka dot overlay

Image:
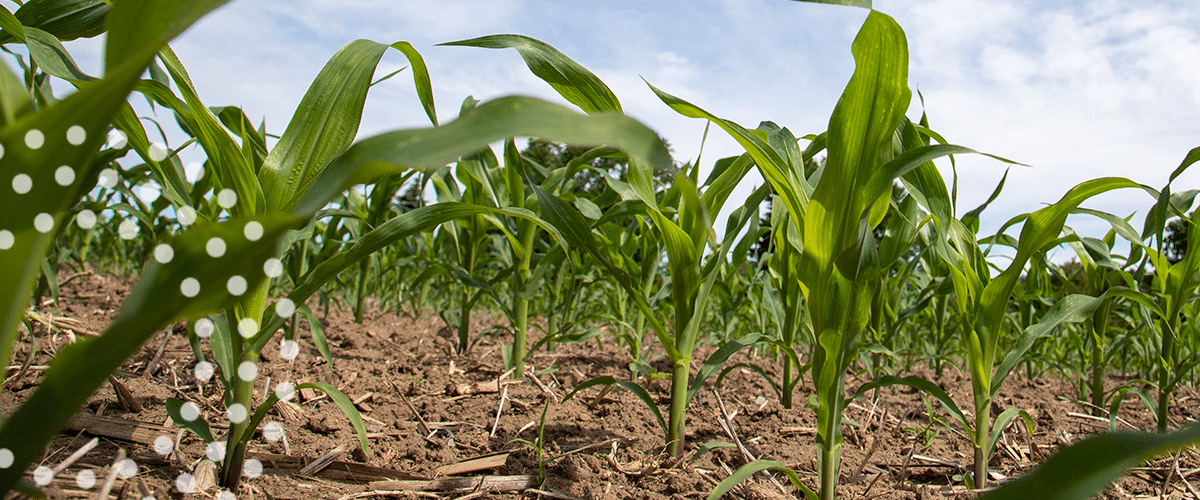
[107,130,127,149]
[55,166,75,186]
[34,213,54,233]
[276,298,296,317]
[217,189,237,209]
[33,466,53,485]
[275,382,296,402]
[153,435,174,456]
[76,210,97,230]
[181,278,200,297]
[66,125,86,145]
[180,402,201,422]
[227,403,248,424]
[217,490,237,500]
[279,339,299,360]
[206,441,226,461]
[175,473,196,493]
[148,142,168,162]
[194,361,214,382]
[237,361,257,382]
[206,237,226,257]
[243,221,263,241]
[177,206,197,226]
[264,258,284,278]
[187,162,204,183]
[98,168,118,189]
[154,244,174,264]
[244,459,263,479]
[0,230,13,250]
[195,318,215,338]
[25,129,44,149]
[118,219,138,239]
[237,318,257,338]
[76,469,96,489]
[227,275,247,296]
[0,448,12,468]
[116,459,137,479]
[263,422,284,442]
[12,173,31,194]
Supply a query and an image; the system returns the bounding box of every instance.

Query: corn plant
[0,5,674,497]
[648,10,985,497]
[1130,162,1200,431]
[1058,225,1141,414]
[137,33,448,489]
[447,34,754,458]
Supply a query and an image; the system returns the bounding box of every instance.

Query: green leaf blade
[441,34,621,114]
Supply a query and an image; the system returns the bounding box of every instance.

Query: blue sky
[45,0,1200,257]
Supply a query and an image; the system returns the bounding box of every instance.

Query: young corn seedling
[450,33,765,458]
[145,34,443,489]
[1059,225,1142,415]
[900,175,1161,489]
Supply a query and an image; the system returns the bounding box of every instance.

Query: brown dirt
[5,266,1200,499]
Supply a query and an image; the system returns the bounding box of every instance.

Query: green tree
[522,137,680,197]
[1164,212,1192,263]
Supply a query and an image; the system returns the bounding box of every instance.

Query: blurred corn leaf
[0,0,108,45]
[292,95,671,215]
[0,213,302,492]
[980,422,1200,500]
[0,0,231,425]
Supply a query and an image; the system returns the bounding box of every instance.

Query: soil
[5,266,1200,499]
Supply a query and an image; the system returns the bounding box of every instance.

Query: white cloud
[879,0,1200,239]
[256,0,525,42]
[142,0,1199,247]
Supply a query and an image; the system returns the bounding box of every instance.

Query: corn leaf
[157,46,264,216]
[564,376,666,435]
[0,0,108,44]
[248,202,568,352]
[980,422,1200,500]
[686,333,761,404]
[0,1,230,457]
[441,34,621,114]
[991,289,1164,398]
[0,214,302,492]
[976,178,1143,365]
[856,375,970,437]
[259,39,424,212]
[295,304,333,368]
[24,26,93,81]
[292,95,671,215]
[299,382,371,458]
[706,460,817,500]
[166,398,217,443]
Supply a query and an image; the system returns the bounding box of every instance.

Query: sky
[40,0,1200,260]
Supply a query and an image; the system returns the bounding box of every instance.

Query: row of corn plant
[7,1,1200,499]
[0,0,675,495]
